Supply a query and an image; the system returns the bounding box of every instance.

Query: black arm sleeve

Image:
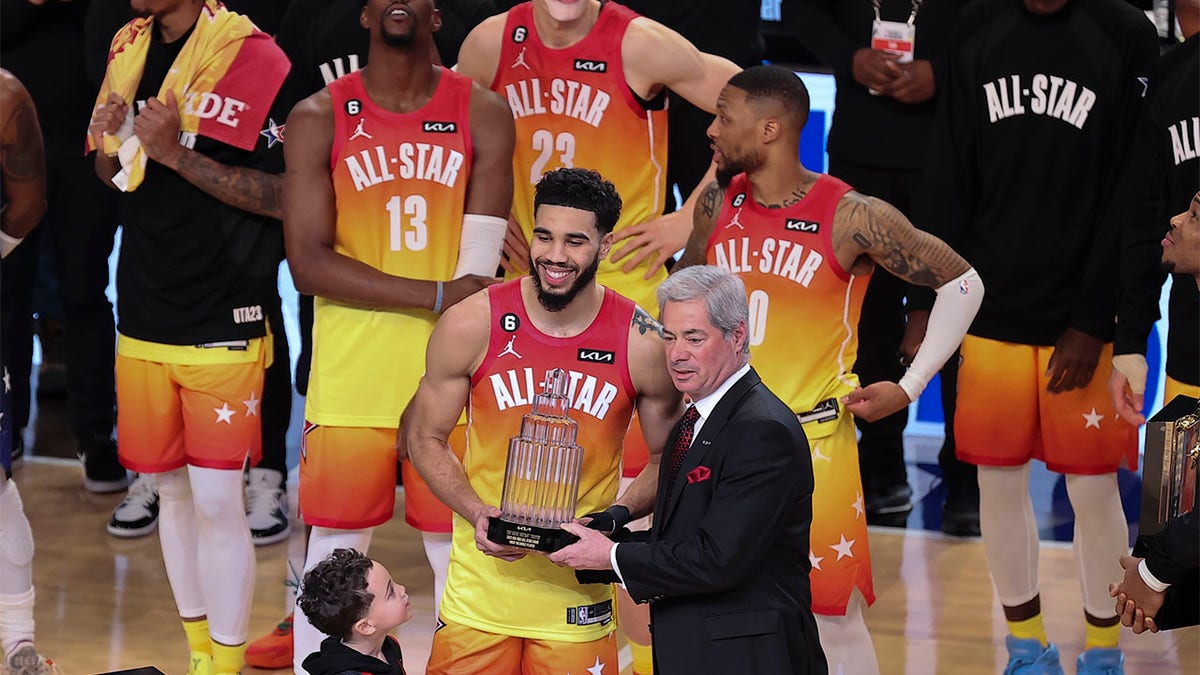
[1142,510,1200,586]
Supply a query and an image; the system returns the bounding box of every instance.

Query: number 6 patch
[500,313,521,332]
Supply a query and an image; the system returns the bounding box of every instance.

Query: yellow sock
[629,640,654,674]
[1085,621,1120,650]
[1008,614,1048,647]
[212,641,246,675]
[182,619,211,655]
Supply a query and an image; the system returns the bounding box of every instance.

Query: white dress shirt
[609,363,752,582]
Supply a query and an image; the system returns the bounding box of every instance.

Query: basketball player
[406,167,683,674]
[678,65,983,675]
[918,0,1157,670]
[456,5,738,664]
[0,68,55,675]
[88,0,291,672]
[282,0,515,670]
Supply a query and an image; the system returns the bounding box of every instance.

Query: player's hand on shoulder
[444,274,501,311]
[1045,327,1102,393]
[472,505,527,562]
[610,210,692,278]
[500,214,530,274]
[841,381,911,423]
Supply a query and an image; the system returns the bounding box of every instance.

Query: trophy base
[487,516,579,552]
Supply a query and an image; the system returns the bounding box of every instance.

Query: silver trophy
[486,368,584,552]
[1139,395,1199,537]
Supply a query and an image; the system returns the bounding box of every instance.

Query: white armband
[453,214,507,278]
[0,230,23,259]
[1138,559,1171,591]
[898,267,984,402]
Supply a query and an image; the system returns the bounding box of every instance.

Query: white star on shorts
[214,402,236,424]
[1082,407,1104,429]
[830,534,856,561]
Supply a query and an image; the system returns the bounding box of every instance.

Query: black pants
[259,289,291,477]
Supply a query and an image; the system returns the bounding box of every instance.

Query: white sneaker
[106,473,159,538]
[2,643,62,675]
[246,467,290,546]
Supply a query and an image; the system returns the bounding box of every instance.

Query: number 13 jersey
[308,68,473,427]
[492,1,670,310]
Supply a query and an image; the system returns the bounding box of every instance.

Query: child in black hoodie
[297,548,411,675]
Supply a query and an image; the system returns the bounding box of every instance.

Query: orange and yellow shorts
[805,412,875,616]
[115,345,266,474]
[300,422,465,530]
[427,618,617,675]
[955,335,1137,475]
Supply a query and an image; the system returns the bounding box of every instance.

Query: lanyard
[872,0,923,25]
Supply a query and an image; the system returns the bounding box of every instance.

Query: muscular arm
[835,192,970,286]
[465,84,515,217]
[614,308,683,520]
[676,180,724,269]
[623,18,740,114]
[455,14,505,89]
[406,294,490,521]
[0,71,46,240]
[283,94,437,310]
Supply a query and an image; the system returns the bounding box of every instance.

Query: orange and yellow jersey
[491,1,669,310]
[440,278,637,641]
[307,69,473,427]
[706,174,870,435]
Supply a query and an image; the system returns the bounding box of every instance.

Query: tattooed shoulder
[632,306,664,338]
[698,180,723,221]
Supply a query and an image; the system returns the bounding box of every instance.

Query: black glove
[581,505,632,535]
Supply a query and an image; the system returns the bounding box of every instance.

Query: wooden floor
[16,460,1199,675]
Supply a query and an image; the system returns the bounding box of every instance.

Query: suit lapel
[659,369,762,528]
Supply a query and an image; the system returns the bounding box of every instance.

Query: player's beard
[529,250,601,313]
[715,148,761,189]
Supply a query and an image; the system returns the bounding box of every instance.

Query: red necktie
[663,405,701,507]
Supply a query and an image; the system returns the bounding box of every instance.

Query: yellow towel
[86,0,289,191]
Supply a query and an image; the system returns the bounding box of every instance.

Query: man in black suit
[550,264,827,674]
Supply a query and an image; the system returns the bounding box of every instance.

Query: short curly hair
[533,167,623,235]
[296,548,375,640]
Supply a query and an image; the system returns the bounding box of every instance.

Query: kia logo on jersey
[785,218,819,233]
[573,59,608,73]
[422,121,458,133]
[577,349,615,364]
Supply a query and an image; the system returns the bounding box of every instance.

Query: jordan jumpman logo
[498,335,522,359]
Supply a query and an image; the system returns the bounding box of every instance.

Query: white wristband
[0,230,23,259]
[1137,559,1171,592]
[898,267,984,401]
[454,214,508,278]
[1113,353,1149,397]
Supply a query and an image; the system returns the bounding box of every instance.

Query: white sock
[814,590,878,675]
[293,526,373,672]
[188,465,254,645]
[979,464,1041,606]
[0,588,35,660]
[422,531,452,615]
[1065,473,1128,619]
[157,469,206,617]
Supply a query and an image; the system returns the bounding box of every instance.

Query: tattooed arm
[0,70,46,241]
[676,180,725,269]
[133,90,282,220]
[834,191,969,286]
[836,191,982,421]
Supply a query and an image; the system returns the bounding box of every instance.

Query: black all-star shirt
[914,0,1158,346]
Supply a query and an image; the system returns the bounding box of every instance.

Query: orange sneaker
[244,614,293,670]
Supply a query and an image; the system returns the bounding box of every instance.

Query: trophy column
[488,368,585,552]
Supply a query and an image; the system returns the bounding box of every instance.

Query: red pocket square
[686,466,712,484]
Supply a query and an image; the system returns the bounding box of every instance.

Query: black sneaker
[78,437,129,493]
[245,467,290,545]
[941,486,981,537]
[865,483,913,526]
[107,473,159,538]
